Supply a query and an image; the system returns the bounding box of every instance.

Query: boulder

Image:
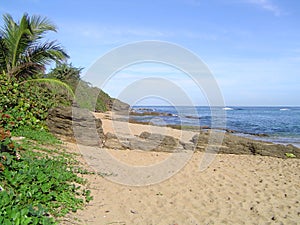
[47,106,105,146]
[104,131,181,152]
[104,132,129,150]
[135,131,180,152]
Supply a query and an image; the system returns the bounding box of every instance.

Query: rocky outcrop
[132,132,180,152]
[191,132,300,158]
[104,131,182,152]
[46,107,300,159]
[111,99,130,112]
[47,106,105,146]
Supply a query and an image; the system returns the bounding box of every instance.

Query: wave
[223,107,234,110]
[280,108,290,111]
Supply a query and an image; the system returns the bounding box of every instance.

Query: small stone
[130,210,138,214]
[271,216,276,221]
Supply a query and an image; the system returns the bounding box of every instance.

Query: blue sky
[1,0,300,106]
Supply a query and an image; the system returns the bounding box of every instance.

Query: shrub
[0,73,72,130]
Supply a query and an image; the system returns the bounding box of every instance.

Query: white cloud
[243,0,283,16]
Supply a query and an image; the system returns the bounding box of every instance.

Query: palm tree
[0,13,68,80]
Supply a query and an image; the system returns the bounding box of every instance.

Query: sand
[61,112,300,225]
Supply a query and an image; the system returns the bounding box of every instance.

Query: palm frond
[30,15,57,39]
[26,41,69,65]
[7,61,38,79]
[0,37,9,72]
[1,13,33,70]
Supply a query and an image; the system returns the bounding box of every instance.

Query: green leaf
[285,152,296,158]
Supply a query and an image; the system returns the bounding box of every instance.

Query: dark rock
[244,132,269,137]
[189,132,300,158]
[129,111,176,117]
[225,129,236,133]
[185,115,201,119]
[47,106,105,146]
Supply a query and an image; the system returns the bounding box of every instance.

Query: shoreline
[93,111,300,159]
[109,112,300,151]
[128,106,300,148]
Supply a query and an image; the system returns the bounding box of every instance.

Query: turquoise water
[130,106,300,147]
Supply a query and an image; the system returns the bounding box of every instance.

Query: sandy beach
[62,112,300,225]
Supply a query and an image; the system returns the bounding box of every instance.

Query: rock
[47,106,105,146]
[11,136,25,141]
[111,99,130,112]
[179,140,195,151]
[225,129,236,133]
[104,137,128,150]
[104,132,129,150]
[105,132,118,139]
[191,131,300,158]
[136,131,180,152]
[128,138,158,151]
[191,133,209,149]
[104,131,181,152]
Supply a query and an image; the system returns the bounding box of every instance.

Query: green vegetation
[75,80,113,112]
[0,13,117,224]
[0,72,72,130]
[285,152,296,158]
[46,62,113,112]
[12,126,61,145]
[47,63,82,92]
[0,127,92,225]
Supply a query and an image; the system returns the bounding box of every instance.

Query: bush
[0,73,72,130]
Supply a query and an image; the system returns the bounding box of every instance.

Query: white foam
[223,107,234,110]
[280,108,290,111]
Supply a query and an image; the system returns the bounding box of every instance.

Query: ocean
[130,106,300,147]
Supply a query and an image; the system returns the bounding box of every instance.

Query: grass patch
[12,126,61,145]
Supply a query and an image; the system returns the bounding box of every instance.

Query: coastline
[107,111,300,158]
[62,111,300,224]
[129,106,300,148]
